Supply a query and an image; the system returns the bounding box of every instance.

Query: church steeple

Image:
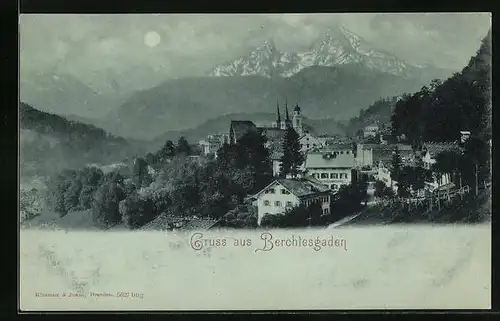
[276,100,281,127]
[285,100,290,122]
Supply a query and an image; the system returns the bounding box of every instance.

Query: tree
[119,194,156,229]
[77,166,104,210]
[176,136,191,155]
[463,136,490,195]
[145,152,157,166]
[390,148,403,183]
[47,169,76,216]
[132,157,152,187]
[374,180,387,198]
[92,181,125,228]
[260,214,286,228]
[280,127,305,178]
[395,166,431,197]
[433,150,463,187]
[231,130,273,193]
[157,140,176,162]
[63,178,82,213]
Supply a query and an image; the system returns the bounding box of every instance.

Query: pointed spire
[285,99,290,121]
[276,100,281,124]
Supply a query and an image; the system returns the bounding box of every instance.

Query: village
[191,100,489,229]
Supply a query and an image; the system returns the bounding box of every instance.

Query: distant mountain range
[20,71,129,119]
[20,102,145,178]
[208,26,450,81]
[105,61,443,140]
[20,26,455,142]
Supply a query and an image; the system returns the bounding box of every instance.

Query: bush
[119,194,156,229]
[260,214,286,228]
[92,182,125,228]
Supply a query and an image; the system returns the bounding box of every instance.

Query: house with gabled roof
[251,176,332,225]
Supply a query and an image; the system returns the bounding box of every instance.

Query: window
[331,184,338,190]
[340,151,344,154]
[286,201,293,207]
[275,201,281,207]
[331,173,338,179]
[264,200,270,206]
[281,189,290,195]
[307,144,310,148]
[311,173,316,178]
[323,208,330,215]
[268,189,275,194]
[321,173,328,179]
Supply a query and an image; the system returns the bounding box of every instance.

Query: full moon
[144,31,161,48]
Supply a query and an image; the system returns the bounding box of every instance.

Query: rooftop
[423,142,463,156]
[360,143,413,151]
[259,127,285,141]
[140,214,219,231]
[230,120,258,140]
[305,152,355,169]
[258,177,330,198]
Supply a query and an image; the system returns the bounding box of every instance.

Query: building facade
[252,177,332,225]
[298,132,323,152]
[363,124,380,138]
[304,150,355,191]
[198,133,229,156]
[355,143,413,168]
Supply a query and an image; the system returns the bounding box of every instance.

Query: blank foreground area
[19,224,491,310]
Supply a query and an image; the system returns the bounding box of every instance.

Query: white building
[375,161,398,193]
[198,133,228,156]
[363,124,379,138]
[252,177,332,225]
[304,149,355,191]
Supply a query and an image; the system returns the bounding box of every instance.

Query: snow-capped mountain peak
[207,26,426,79]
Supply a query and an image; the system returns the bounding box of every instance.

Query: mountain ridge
[208,26,452,81]
[105,63,433,140]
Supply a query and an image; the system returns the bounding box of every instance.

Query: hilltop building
[198,133,229,156]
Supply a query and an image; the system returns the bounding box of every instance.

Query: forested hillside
[20,102,144,178]
[391,29,491,144]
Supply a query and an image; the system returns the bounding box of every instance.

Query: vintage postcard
[19,13,492,311]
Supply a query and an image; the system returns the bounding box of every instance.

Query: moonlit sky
[19,13,491,92]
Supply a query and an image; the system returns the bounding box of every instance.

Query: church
[228,101,305,176]
[228,101,304,145]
